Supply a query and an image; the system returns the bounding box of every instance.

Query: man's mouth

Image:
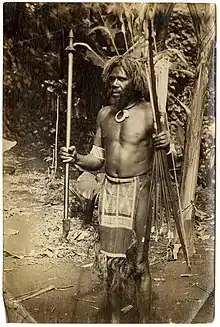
[112,91,120,97]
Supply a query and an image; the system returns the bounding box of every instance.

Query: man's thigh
[134,178,152,242]
[134,177,152,267]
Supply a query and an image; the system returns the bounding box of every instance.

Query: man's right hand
[60,146,77,163]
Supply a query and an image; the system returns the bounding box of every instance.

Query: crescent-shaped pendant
[115,109,129,123]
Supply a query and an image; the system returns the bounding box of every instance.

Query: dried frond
[118,12,128,51]
[122,3,135,45]
[155,59,172,114]
[168,92,191,116]
[88,26,119,55]
[156,48,188,67]
[72,42,106,66]
[188,3,215,50]
[124,36,147,57]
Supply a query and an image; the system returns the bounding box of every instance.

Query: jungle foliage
[3,3,215,188]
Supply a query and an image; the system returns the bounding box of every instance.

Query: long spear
[63,29,74,239]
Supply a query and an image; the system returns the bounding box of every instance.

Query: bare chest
[101,107,154,145]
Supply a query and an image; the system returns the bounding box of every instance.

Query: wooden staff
[63,29,74,238]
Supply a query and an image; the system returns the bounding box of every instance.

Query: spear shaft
[63,29,74,238]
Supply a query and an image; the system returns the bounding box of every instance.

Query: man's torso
[100,100,154,177]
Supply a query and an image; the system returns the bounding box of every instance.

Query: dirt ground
[2,142,215,323]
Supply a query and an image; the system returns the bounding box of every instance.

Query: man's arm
[60,107,106,171]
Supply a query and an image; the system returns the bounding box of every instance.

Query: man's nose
[112,78,119,87]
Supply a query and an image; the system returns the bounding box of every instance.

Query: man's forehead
[110,66,128,78]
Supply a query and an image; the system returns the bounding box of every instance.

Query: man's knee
[135,260,150,283]
[135,242,150,271]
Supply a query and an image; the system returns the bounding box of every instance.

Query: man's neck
[112,97,141,112]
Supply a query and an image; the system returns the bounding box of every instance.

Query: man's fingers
[60,153,73,160]
[62,157,73,163]
[154,135,168,141]
[60,144,77,165]
[154,141,166,146]
[69,146,76,151]
[60,146,68,152]
[60,154,73,160]
[60,151,68,156]
[60,155,68,159]
[154,138,170,150]
[60,146,76,153]
[156,139,169,144]
[154,139,166,145]
[153,130,170,149]
[157,131,168,137]
[60,153,72,158]
[60,151,75,157]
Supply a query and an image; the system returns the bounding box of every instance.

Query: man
[60,55,170,323]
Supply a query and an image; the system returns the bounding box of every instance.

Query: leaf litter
[3,146,215,271]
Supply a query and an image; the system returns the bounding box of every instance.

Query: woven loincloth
[98,175,139,258]
[95,172,152,293]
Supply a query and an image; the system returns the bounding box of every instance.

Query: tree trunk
[180,64,208,256]
[180,4,215,256]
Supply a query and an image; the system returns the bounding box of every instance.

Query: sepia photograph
[2,2,215,323]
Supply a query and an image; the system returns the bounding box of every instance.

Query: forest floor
[2,142,215,323]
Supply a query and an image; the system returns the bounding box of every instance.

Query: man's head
[102,55,148,109]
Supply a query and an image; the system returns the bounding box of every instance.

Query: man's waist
[105,170,152,183]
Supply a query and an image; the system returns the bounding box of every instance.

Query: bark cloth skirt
[94,171,152,293]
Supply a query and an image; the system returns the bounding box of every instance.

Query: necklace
[114,101,138,123]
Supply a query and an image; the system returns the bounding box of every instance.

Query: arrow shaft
[143,19,191,269]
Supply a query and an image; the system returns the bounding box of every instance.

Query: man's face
[109,66,135,109]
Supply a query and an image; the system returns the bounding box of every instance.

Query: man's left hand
[152,131,170,150]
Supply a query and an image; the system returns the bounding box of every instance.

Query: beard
[109,94,121,109]
[109,88,136,110]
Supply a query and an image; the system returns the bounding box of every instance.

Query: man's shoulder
[133,100,153,125]
[138,99,151,109]
[97,105,111,121]
[134,99,152,114]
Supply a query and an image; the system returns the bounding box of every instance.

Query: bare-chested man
[60,56,170,323]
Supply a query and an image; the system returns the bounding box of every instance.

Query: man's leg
[134,177,152,322]
[135,251,151,323]
[108,290,122,323]
[106,263,122,323]
[100,283,122,323]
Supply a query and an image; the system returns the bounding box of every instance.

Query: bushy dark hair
[102,55,149,98]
